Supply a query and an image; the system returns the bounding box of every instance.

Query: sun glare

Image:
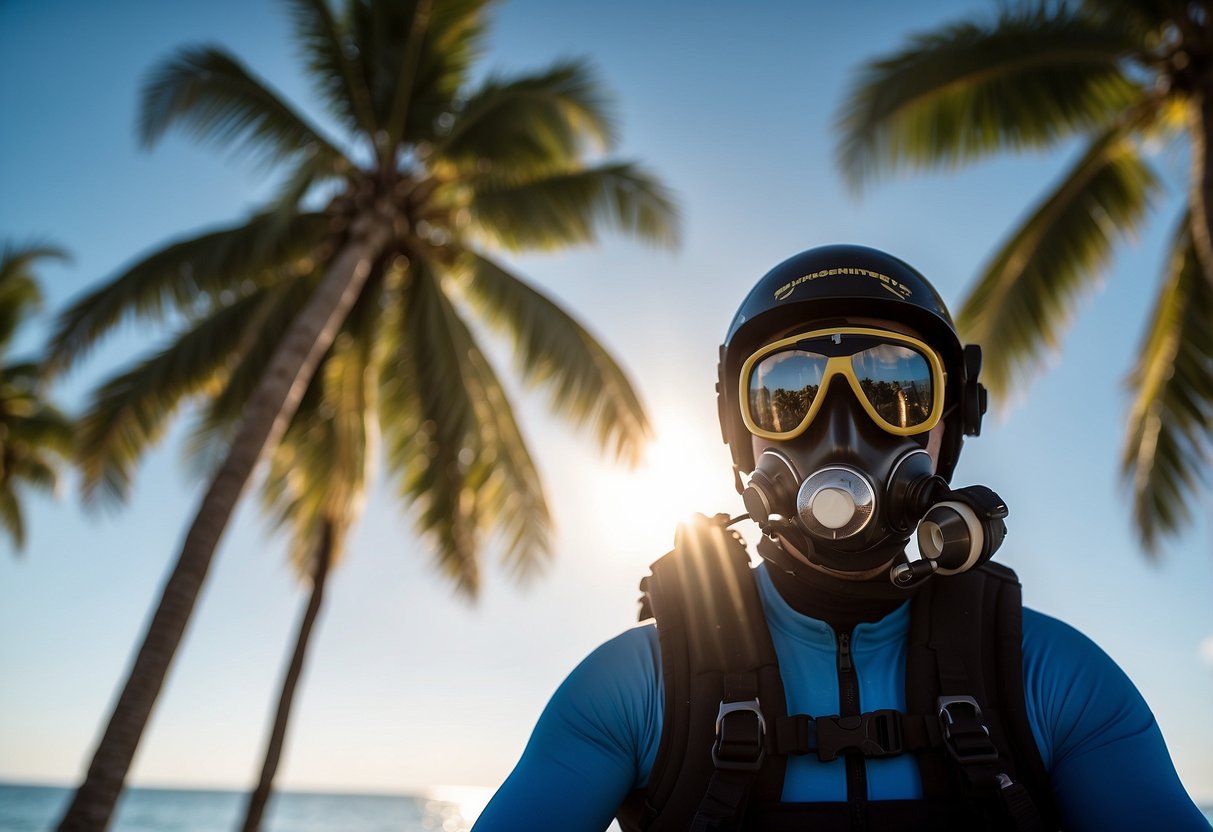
[578,412,741,565]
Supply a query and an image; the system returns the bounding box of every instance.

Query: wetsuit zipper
[837,630,867,832]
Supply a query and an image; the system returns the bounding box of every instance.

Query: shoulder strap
[619,515,787,832]
[906,563,1060,830]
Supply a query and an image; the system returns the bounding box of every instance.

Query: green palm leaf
[348,0,492,144]
[140,45,347,168]
[3,406,75,458]
[284,0,379,138]
[836,6,1143,189]
[956,125,1159,396]
[49,212,329,371]
[6,456,59,494]
[0,241,64,349]
[434,60,618,174]
[469,162,681,250]
[387,256,482,594]
[0,488,25,551]
[383,253,551,592]
[1122,225,1213,555]
[77,287,279,503]
[265,147,349,221]
[458,343,552,580]
[1081,0,1171,34]
[0,241,68,286]
[0,361,45,397]
[459,252,650,465]
[0,238,72,554]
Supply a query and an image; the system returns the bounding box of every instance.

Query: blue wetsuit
[474,563,1207,831]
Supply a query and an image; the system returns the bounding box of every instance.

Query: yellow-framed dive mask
[739,326,947,441]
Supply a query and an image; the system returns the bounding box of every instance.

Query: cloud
[1201,635,1213,668]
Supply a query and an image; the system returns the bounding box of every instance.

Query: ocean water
[0,783,490,832]
[3,783,1209,830]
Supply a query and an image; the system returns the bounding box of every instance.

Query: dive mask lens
[741,328,944,439]
[850,344,933,429]
[747,349,826,433]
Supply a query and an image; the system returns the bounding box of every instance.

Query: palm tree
[837,0,1213,556]
[52,1,678,828]
[0,241,73,553]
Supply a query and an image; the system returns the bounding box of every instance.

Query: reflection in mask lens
[748,350,826,432]
[851,344,932,428]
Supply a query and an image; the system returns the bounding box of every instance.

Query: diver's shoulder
[1020,607,1121,671]
[564,623,660,692]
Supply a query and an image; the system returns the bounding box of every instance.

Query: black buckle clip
[938,695,999,764]
[815,709,903,762]
[712,699,767,771]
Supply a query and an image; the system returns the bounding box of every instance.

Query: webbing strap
[657,516,786,831]
[908,567,1052,831]
[1000,781,1047,832]
[689,769,755,832]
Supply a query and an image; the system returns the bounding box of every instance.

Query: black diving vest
[616,515,1060,832]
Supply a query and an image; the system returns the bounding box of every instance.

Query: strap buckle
[938,695,1000,764]
[712,699,767,771]
[815,709,904,762]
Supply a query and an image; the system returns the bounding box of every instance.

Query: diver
[471,245,1208,831]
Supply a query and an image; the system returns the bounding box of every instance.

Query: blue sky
[1,0,1211,806]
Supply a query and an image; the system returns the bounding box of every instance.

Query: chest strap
[713,697,1044,831]
[722,696,998,766]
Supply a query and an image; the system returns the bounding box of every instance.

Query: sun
[577,409,744,565]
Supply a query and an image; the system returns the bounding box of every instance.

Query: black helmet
[717,244,986,484]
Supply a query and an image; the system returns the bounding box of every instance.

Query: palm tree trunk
[57,209,393,832]
[1188,88,1213,289]
[239,522,334,832]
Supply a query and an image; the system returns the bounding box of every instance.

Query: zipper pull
[837,631,853,672]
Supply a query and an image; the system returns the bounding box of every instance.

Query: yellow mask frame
[738,326,948,441]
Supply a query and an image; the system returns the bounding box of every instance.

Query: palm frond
[264,146,349,221]
[1122,225,1213,555]
[432,60,618,174]
[461,349,552,581]
[0,361,44,389]
[458,252,650,465]
[0,240,65,349]
[836,5,1144,190]
[386,255,481,595]
[140,44,348,169]
[384,0,433,149]
[6,456,60,495]
[348,0,491,144]
[1081,0,1173,35]
[49,212,330,372]
[76,287,277,504]
[4,406,75,457]
[0,240,69,286]
[956,126,1159,397]
[384,255,553,589]
[284,0,379,138]
[468,162,681,250]
[0,488,25,552]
